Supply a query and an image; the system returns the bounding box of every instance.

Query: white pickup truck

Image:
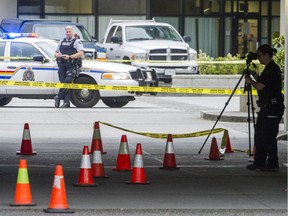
[99,19,198,83]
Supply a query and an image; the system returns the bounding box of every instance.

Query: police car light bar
[3,33,38,39]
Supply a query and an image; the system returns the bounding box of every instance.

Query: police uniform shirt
[56,37,84,54]
[257,60,282,101]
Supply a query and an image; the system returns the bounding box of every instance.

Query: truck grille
[149,48,188,61]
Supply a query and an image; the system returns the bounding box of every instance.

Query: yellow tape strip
[99,121,225,139]
[0,80,257,95]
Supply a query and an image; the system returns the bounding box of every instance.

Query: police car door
[6,41,54,94]
[0,41,7,94]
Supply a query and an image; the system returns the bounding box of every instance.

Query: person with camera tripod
[245,44,285,171]
[54,26,84,108]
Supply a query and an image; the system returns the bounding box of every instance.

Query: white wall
[0,0,17,21]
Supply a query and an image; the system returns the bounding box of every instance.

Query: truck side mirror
[183,36,191,43]
[111,36,122,44]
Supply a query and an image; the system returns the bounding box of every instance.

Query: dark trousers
[57,62,76,104]
[254,112,282,167]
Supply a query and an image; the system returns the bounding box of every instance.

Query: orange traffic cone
[10,159,36,206]
[113,135,132,171]
[90,121,106,154]
[92,150,108,178]
[43,165,74,213]
[205,137,222,160]
[221,130,234,153]
[16,123,37,155]
[160,134,179,170]
[126,143,149,184]
[74,146,98,187]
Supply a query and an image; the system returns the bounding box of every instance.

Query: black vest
[59,38,77,55]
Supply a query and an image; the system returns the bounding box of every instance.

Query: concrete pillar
[285,0,288,132]
[0,0,17,20]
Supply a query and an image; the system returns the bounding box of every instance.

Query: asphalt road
[0,96,287,216]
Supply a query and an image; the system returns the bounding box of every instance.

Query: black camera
[246,52,257,64]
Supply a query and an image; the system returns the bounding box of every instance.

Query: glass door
[237,19,258,56]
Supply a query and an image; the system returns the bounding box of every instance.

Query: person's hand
[62,55,70,60]
[245,76,252,84]
[55,51,62,58]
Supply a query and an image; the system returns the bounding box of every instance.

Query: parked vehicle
[0,33,158,108]
[0,18,103,59]
[98,19,198,83]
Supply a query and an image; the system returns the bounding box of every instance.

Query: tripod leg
[248,87,256,157]
[246,83,252,157]
[198,72,246,154]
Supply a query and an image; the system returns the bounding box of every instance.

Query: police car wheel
[0,97,12,107]
[102,98,129,108]
[70,76,100,108]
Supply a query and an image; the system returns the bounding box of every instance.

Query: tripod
[198,60,257,156]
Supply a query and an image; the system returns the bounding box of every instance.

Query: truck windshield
[125,26,183,42]
[33,24,92,42]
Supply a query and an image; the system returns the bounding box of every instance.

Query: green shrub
[197,50,263,75]
[272,35,285,72]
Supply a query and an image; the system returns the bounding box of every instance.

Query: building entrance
[233,17,258,56]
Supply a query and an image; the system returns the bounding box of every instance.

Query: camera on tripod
[246,52,258,65]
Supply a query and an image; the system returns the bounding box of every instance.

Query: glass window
[98,0,146,15]
[261,18,268,44]
[248,1,259,13]
[45,0,92,14]
[261,1,268,16]
[151,0,180,16]
[271,1,280,16]
[45,15,95,38]
[19,0,41,13]
[0,42,6,62]
[105,26,117,43]
[114,26,123,41]
[271,17,280,39]
[185,0,202,15]
[203,0,220,14]
[238,1,247,12]
[125,26,183,42]
[36,41,58,58]
[185,17,219,57]
[32,24,92,41]
[10,42,42,61]
[225,0,232,13]
[154,17,179,32]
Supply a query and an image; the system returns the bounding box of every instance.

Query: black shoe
[260,166,279,172]
[54,96,60,108]
[246,164,265,171]
[60,103,70,108]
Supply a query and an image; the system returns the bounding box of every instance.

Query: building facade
[17,0,280,57]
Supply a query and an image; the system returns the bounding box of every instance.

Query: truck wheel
[0,97,12,107]
[102,98,129,108]
[70,76,100,108]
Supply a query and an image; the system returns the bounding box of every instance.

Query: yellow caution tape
[96,58,247,64]
[99,121,225,139]
[0,80,258,95]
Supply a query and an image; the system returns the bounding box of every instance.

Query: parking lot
[0,96,287,216]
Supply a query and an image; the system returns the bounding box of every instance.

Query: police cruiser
[0,33,158,108]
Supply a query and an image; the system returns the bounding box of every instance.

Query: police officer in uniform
[245,44,285,171]
[54,26,84,108]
